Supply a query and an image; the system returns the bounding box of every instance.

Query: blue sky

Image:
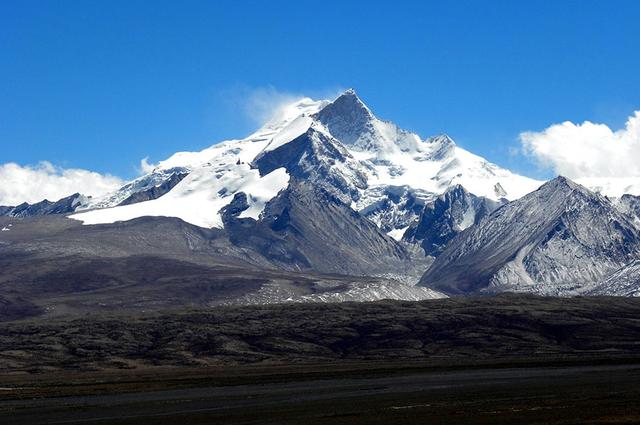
[2,0,640,183]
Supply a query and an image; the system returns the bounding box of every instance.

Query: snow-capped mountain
[69,89,543,236]
[3,89,640,300]
[419,177,640,296]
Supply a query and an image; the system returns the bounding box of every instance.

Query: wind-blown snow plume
[238,86,305,126]
[520,111,640,179]
[0,161,123,205]
[225,85,344,130]
[138,157,158,174]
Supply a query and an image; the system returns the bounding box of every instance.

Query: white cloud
[0,161,123,206]
[520,110,640,179]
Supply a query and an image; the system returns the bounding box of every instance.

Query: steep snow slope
[72,98,329,227]
[419,177,640,296]
[157,97,329,170]
[312,90,541,233]
[315,89,531,204]
[73,165,290,229]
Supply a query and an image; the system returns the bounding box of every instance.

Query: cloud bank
[0,161,123,206]
[520,111,640,179]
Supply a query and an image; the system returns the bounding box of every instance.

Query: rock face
[222,180,413,276]
[117,171,188,206]
[80,167,191,210]
[419,177,640,295]
[590,260,640,297]
[253,125,367,204]
[314,88,378,149]
[616,194,640,224]
[0,193,83,218]
[403,185,502,256]
[359,186,428,234]
[0,170,190,218]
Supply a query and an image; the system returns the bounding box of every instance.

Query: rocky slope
[615,194,640,224]
[0,193,84,218]
[419,177,640,295]
[221,179,414,276]
[589,260,640,297]
[0,214,443,315]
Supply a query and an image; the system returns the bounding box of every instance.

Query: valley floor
[2,295,640,423]
[2,360,640,424]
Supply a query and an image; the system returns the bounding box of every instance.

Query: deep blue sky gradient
[2,0,639,178]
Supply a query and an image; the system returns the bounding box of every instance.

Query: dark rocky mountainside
[0,193,82,217]
[117,171,189,206]
[253,125,366,204]
[403,185,502,256]
[223,180,413,276]
[0,212,433,318]
[616,193,640,224]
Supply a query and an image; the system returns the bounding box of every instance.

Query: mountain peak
[444,184,468,195]
[539,175,584,194]
[426,134,456,146]
[313,88,375,147]
[328,88,371,116]
[341,87,358,96]
[425,134,457,161]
